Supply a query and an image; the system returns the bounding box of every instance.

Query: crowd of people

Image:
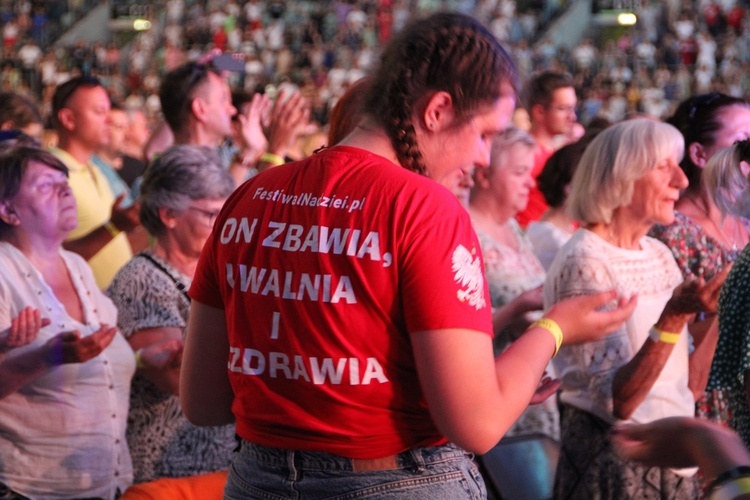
[0,0,746,140]
[5,2,750,500]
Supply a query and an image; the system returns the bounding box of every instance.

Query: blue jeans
[224,441,487,499]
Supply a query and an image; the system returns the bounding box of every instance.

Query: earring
[428,122,435,129]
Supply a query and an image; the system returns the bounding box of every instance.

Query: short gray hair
[489,126,536,173]
[705,141,750,219]
[568,118,684,224]
[139,145,235,236]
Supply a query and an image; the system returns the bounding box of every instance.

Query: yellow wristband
[260,152,285,166]
[104,221,121,238]
[529,318,563,357]
[134,348,147,369]
[648,326,680,344]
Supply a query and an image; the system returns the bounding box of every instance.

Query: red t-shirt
[191,146,492,458]
[515,142,553,227]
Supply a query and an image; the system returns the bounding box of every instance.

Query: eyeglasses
[187,206,221,227]
[548,104,576,115]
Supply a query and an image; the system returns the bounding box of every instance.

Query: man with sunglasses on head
[50,76,140,290]
[156,58,267,181]
[153,55,309,184]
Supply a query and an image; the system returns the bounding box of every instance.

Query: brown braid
[364,12,517,176]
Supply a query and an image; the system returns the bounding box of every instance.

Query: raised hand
[667,264,732,316]
[546,290,638,345]
[235,92,272,165]
[44,324,118,365]
[110,194,141,233]
[0,307,51,353]
[263,89,310,160]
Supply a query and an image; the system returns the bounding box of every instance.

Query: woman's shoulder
[108,252,178,296]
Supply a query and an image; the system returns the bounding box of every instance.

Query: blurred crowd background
[1,0,750,140]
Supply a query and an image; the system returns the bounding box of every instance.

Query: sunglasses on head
[52,75,103,112]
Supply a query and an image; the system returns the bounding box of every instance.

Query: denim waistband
[239,441,470,473]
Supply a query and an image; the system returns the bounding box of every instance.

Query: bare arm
[688,316,719,399]
[613,416,750,482]
[412,291,636,454]
[180,301,234,426]
[0,326,117,399]
[63,195,140,260]
[491,285,543,339]
[613,268,728,419]
[611,334,680,420]
[128,326,183,395]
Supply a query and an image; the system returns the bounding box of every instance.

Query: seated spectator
[108,145,237,484]
[0,144,135,497]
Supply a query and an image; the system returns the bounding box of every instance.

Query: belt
[351,454,400,472]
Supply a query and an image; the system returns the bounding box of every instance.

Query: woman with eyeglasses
[649,93,750,422]
[0,144,135,498]
[701,140,750,447]
[107,145,237,484]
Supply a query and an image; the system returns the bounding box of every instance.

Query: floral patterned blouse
[650,210,744,428]
[473,218,558,440]
[649,211,741,282]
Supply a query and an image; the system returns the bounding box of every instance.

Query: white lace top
[544,229,694,424]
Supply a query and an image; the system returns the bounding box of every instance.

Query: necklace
[685,195,745,251]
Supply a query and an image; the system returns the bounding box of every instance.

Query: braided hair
[364,12,517,176]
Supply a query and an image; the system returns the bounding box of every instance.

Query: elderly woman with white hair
[107,145,237,484]
[545,118,729,499]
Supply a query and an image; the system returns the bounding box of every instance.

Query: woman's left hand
[667,264,732,316]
